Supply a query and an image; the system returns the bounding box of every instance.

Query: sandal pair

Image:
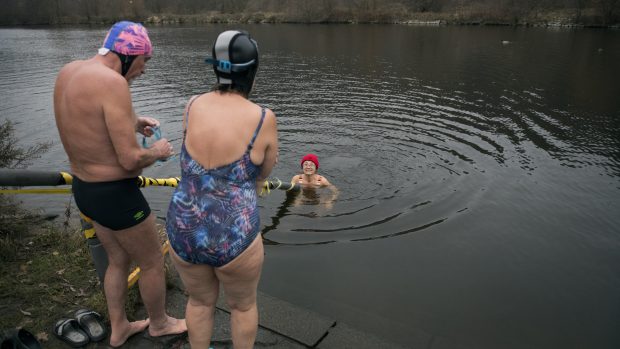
[54,309,107,348]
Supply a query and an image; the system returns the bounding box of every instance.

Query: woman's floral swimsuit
[166,103,265,267]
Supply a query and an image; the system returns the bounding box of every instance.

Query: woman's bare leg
[216,234,264,349]
[170,248,220,348]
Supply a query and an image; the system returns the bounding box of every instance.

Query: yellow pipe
[1,171,295,288]
[127,240,171,288]
[60,171,73,185]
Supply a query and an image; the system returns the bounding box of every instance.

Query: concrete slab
[217,291,335,347]
[197,309,308,349]
[69,267,428,349]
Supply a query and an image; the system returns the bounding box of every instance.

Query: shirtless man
[53,21,186,347]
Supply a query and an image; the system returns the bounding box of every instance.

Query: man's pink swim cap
[301,154,319,169]
[98,21,152,56]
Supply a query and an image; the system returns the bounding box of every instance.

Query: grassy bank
[0,219,110,345]
[0,213,175,346]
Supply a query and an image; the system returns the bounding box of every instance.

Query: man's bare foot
[148,316,187,337]
[110,319,150,347]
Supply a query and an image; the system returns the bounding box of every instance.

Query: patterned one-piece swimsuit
[166,104,265,267]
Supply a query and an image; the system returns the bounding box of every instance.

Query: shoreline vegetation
[0,0,618,28]
[0,120,146,346]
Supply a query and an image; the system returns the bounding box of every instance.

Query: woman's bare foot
[110,319,150,347]
[148,316,187,337]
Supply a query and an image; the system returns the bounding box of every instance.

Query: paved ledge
[67,270,409,349]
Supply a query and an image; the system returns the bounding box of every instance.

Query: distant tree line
[0,0,618,26]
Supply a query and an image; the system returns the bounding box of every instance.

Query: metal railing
[0,169,299,287]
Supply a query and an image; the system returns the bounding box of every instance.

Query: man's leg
[216,234,264,349]
[94,222,150,347]
[170,248,219,347]
[96,214,186,344]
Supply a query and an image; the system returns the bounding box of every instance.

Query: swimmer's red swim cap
[301,154,319,169]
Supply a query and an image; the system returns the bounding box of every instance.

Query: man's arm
[102,76,172,171]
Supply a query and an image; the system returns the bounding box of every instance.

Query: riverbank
[0,217,416,348]
[141,9,620,28]
[1,9,618,28]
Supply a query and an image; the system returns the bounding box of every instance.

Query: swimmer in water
[291,153,331,187]
[291,153,338,208]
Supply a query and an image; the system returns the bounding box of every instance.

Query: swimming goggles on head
[205,58,256,73]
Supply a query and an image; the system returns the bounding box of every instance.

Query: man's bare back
[54,54,171,182]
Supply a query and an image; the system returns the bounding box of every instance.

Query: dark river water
[1,24,619,348]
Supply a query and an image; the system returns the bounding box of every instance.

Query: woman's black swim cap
[206,30,259,96]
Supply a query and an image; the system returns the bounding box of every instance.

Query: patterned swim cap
[98,21,152,56]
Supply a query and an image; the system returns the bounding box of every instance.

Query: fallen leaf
[26,260,32,265]
[19,264,28,273]
[36,332,48,342]
[38,283,48,288]
[19,309,32,316]
[52,251,59,256]
[56,268,66,275]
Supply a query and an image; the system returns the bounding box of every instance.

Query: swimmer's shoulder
[318,175,331,186]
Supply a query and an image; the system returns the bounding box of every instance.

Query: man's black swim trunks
[72,176,151,230]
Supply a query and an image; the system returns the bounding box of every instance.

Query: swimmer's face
[125,55,150,84]
[302,161,316,175]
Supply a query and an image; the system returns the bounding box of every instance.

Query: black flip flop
[53,319,89,348]
[74,309,107,342]
[1,329,42,349]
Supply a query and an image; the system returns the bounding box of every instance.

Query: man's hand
[150,138,174,160]
[136,116,160,136]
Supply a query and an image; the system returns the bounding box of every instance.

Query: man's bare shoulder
[59,59,125,86]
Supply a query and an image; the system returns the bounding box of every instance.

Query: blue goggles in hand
[142,126,161,148]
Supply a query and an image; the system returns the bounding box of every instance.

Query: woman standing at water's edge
[165,30,278,348]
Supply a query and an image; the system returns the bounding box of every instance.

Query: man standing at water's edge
[53,21,186,347]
